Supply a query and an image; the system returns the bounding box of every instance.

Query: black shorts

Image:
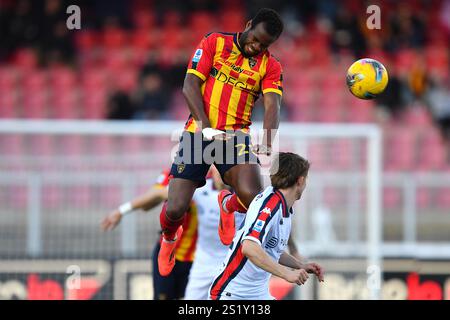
[151,242,192,300]
[170,131,260,187]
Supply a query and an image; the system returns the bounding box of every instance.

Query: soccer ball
[346,58,389,99]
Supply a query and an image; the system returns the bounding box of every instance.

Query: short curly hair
[250,8,284,39]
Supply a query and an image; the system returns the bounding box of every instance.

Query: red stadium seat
[330,139,353,170]
[160,26,186,50]
[102,27,128,49]
[162,10,183,28]
[22,91,48,118]
[316,86,346,122]
[51,91,79,119]
[219,11,245,31]
[288,92,316,122]
[188,11,217,41]
[289,106,315,122]
[384,127,416,171]
[291,74,316,91]
[0,135,23,155]
[402,106,433,127]
[81,69,109,90]
[436,188,450,209]
[58,136,85,155]
[0,67,19,89]
[103,49,133,69]
[316,104,344,123]
[0,90,18,118]
[8,186,28,210]
[99,185,122,208]
[307,142,328,170]
[82,90,108,119]
[28,135,54,156]
[110,68,138,93]
[132,11,156,30]
[12,48,38,70]
[42,185,64,209]
[22,71,48,90]
[122,136,145,153]
[168,90,192,120]
[90,136,115,155]
[67,185,92,209]
[395,49,418,76]
[416,187,432,209]
[425,44,449,69]
[48,67,77,89]
[130,30,156,50]
[346,99,375,123]
[75,30,99,51]
[319,71,344,91]
[383,187,402,209]
[416,130,446,171]
[323,187,345,208]
[365,49,389,66]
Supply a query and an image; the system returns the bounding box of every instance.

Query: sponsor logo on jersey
[265,237,279,248]
[223,60,254,76]
[255,193,264,201]
[209,68,257,95]
[193,49,203,62]
[177,164,185,173]
[253,219,265,232]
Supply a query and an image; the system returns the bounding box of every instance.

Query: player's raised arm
[100,186,168,231]
[241,239,309,285]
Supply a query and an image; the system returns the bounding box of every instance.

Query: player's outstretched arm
[253,92,281,155]
[100,187,168,231]
[241,239,309,285]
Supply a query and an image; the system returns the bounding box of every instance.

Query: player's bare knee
[166,201,189,220]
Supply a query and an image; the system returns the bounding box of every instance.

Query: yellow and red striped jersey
[154,170,198,262]
[185,32,283,133]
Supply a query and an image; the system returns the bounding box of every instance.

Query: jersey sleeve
[186,33,216,81]
[152,170,171,189]
[261,57,283,96]
[242,194,281,246]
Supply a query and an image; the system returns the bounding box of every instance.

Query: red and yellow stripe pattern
[185,32,283,133]
[154,170,198,263]
[174,202,198,262]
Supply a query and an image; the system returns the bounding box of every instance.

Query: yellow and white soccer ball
[346,58,389,99]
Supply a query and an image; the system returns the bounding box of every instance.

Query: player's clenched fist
[283,268,309,285]
[252,144,272,156]
[202,128,234,141]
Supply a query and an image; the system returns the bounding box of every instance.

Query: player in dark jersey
[159,8,285,276]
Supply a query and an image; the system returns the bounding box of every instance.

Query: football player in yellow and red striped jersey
[101,169,198,300]
[159,8,285,276]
